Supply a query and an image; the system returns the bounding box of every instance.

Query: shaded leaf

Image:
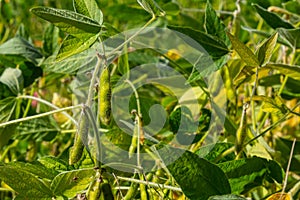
[51,168,95,198]
[257,32,278,66]
[264,63,300,80]
[30,7,101,37]
[168,26,229,59]
[0,37,43,65]
[205,1,230,46]
[162,2,180,16]
[137,0,165,17]
[218,157,283,194]
[159,145,231,200]
[0,165,53,199]
[253,4,294,29]
[38,156,70,172]
[227,32,260,67]
[73,0,103,24]
[277,28,300,49]
[43,24,60,56]
[0,97,17,122]
[195,143,235,163]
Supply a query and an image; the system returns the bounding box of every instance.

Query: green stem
[106,16,156,57]
[0,105,82,128]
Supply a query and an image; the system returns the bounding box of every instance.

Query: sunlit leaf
[227,32,260,67]
[51,168,95,198]
[73,0,103,24]
[30,7,101,37]
[137,0,165,17]
[0,68,23,95]
[264,63,300,80]
[256,32,278,66]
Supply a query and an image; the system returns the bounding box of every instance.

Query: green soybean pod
[87,178,102,200]
[98,66,111,126]
[235,103,248,158]
[100,179,114,200]
[124,174,139,200]
[128,118,138,158]
[69,112,89,165]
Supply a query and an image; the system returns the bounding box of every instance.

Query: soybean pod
[69,111,89,165]
[98,66,111,126]
[128,113,138,158]
[235,103,248,158]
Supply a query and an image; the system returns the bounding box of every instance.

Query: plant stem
[17,95,78,127]
[116,176,182,192]
[0,105,82,128]
[106,16,156,58]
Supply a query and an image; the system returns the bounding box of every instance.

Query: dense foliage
[0,0,300,199]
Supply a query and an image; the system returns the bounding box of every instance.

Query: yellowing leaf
[267,193,291,200]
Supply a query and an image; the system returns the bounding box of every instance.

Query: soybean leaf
[42,47,97,74]
[242,26,292,48]
[257,32,278,66]
[277,28,300,49]
[73,0,103,24]
[56,34,99,61]
[0,68,23,95]
[0,165,53,199]
[8,161,58,180]
[227,32,260,67]
[43,24,60,57]
[162,2,180,16]
[218,157,283,194]
[159,145,231,200]
[137,0,165,17]
[30,7,101,37]
[205,1,230,46]
[264,63,300,80]
[51,168,95,198]
[168,26,229,59]
[0,37,43,65]
[261,96,288,116]
[253,4,294,29]
[195,143,235,163]
[0,97,17,122]
[38,156,71,172]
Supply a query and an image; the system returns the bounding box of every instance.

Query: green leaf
[73,0,103,24]
[218,157,283,194]
[0,68,23,95]
[242,26,292,48]
[8,161,58,180]
[51,168,95,198]
[205,1,230,46]
[42,46,97,74]
[257,32,278,66]
[43,24,60,56]
[159,146,231,200]
[260,96,288,115]
[195,143,235,163]
[137,0,165,17]
[168,26,229,59]
[227,32,260,67]
[208,194,247,200]
[56,34,99,61]
[264,63,300,80]
[38,156,70,172]
[0,165,53,199]
[277,28,300,49]
[162,2,180,16]
[0,37,43,65]
[0,97,17,122]
[30,7,101,37]
[253,4,294,29]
